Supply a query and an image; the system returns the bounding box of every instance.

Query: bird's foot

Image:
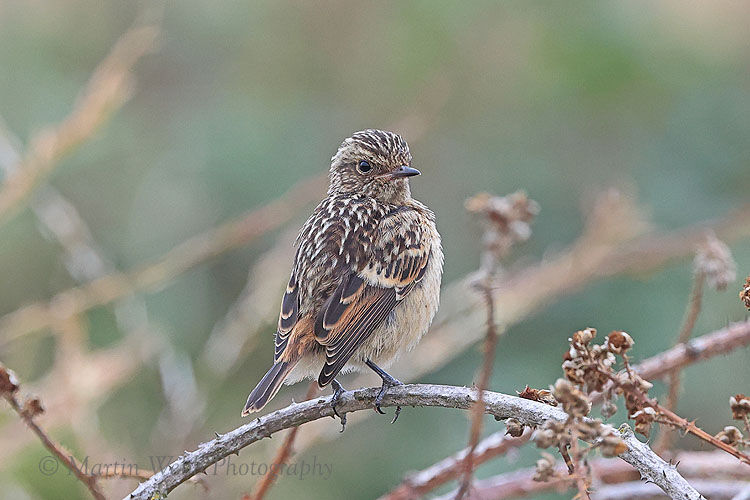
[366,359,403,423]
[330,379,347,432]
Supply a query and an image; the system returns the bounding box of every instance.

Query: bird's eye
[357,160,372,174]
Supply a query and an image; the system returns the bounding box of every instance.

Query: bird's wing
[274,271,299,362]
[315,209,431,387]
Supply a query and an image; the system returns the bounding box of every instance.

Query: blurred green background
[1,1,749,499]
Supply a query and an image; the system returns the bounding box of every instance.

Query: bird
[242,129,443,422]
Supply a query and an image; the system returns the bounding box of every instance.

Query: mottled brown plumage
[243,129,443,416]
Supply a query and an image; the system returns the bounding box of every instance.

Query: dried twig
[600,367,750,466]
[0,174,326,344]
[456,287,499,499]
[380,430,531,500]
[427,450,748,500]
[434,424,702,500]
[0,365,105,500]
[126,384,697,500]
[248,383,318,500]
[0,24,158,227]
[657,234,736,454]
[587,320,750,405]
[657,271,705,453]
[456,191,538,498]
[395,316,750,500]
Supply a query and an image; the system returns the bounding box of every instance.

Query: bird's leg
[330,379,347,432]
[365,359,403,423]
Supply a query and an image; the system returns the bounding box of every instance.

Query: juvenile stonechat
[242,129,443,420]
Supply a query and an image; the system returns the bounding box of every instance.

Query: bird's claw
[330,379,347,432]
[373,378,403,422]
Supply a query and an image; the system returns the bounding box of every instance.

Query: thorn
[214,432,222,439]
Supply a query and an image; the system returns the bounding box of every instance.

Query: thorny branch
[126,383,702,500]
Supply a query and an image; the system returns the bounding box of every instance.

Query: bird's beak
[389,165,421,179]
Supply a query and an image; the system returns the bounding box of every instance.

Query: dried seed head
[715,426,743,446]
[562,358,586,386]
[571,327,597,347]
[694,233,736,291]
[730,394,750,420]
[575,419,604,441]
[465,190,539,270]
[0,365,19,396]
[21,397,44,418]
[740,276,750,310]
[533,421,567,449]
[601,400,618,419]
[605,331,634,354]
[636,375,653,394]
[518,386,558,406]
[631,407,657,437]
[505,418,525,437]
[533,452,557,482]
[552,378,591,418]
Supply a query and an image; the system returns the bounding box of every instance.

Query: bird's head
[328,129,418,203]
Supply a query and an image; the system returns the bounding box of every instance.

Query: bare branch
[1,365,105,500]
[381,430,530,500]
[657,270,705,453]
[0,174,325,344]
[586,320,750,406]
[248,383,318,500]
[426,450,748,500]
[0,24,158,227]
[457,286,499,498]
[126,385,700,500]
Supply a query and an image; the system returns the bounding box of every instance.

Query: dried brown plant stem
[602,368,750,466]
[589,319,750,405]
[456,285,499,499]
[430,450,748,500]
[383,321,750,500]
[248,383,318,500]
[0,173,325,345]
[2,392,104,500]
[656,271,705,454]
[432,425,701,500]
[380,430,531,500]
[0,24,158,227]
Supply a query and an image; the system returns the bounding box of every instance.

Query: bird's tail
[242,361,297,416]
